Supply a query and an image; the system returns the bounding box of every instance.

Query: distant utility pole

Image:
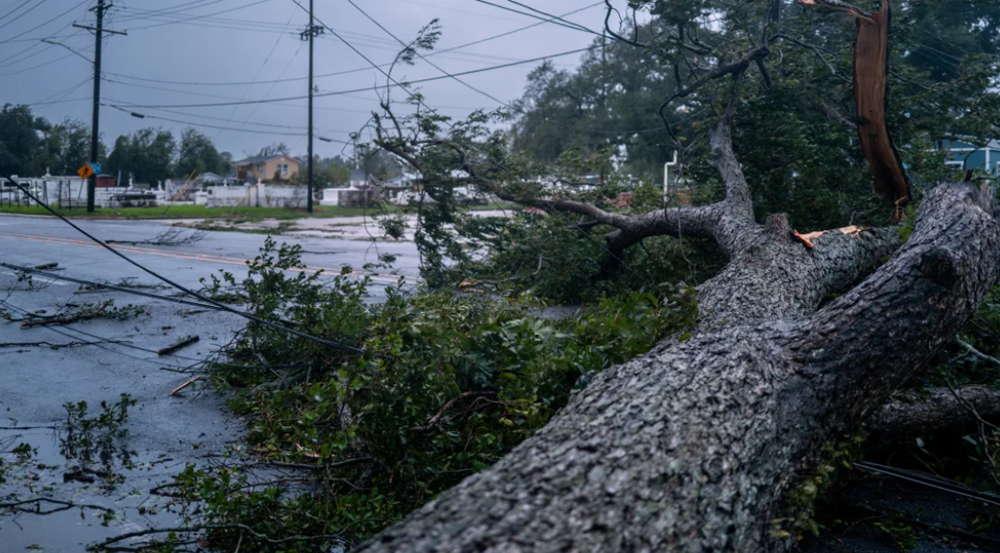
[301,0,323,214]
[74,0,125,213]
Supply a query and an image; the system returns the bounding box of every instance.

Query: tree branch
[867,386,1000,443]
[657,45,770,131]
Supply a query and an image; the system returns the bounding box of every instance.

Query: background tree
[175,128,228,177]
[105,128,176,185]
[291,155,353,187]
[0,104,47,176]
[510,0,999,233]
[254,142,291,158]
[35,119,93,176]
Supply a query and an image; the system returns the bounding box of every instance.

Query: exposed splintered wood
[169,375,202,397]
[801,0,911,206]
[854,0,911,206]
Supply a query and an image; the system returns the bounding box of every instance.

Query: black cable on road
[0,171,365,355]
[0,262,223,311]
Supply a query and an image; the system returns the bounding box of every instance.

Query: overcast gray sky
[0,0,611,160]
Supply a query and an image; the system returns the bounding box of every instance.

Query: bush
[166,237,697,551]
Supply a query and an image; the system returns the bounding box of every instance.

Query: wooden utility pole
[74,1,125,213]
[301,0,323,213]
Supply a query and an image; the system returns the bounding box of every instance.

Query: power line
[0,262,223,312]
[106,104,350,142]
[0,0,46,34]
[0,298,204,367]
[218,3,299,149]
[112,0,238,22]
[468,0,601,35]
[343,0,508,107]
[121,0,276,31]
[0,51,77,77]
[0,0,91,45]
[502,0,600,35]
[0,170,365,354]
[31,76,91,106]
[97,4,602,88]
[288,0,440,116]
[110,45,595,109]
[104,98,353,132]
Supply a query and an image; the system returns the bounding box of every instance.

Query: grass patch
[0,202,513,221]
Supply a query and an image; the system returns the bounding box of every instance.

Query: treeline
[0,104,233,183]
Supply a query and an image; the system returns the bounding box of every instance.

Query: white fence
[199,183,309,208]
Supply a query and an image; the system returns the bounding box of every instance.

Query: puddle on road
[0,423,210,552]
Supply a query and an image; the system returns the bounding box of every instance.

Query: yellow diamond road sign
[77,164,94,180]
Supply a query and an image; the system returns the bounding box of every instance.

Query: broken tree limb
[19,300,113,328]
[158,335,200,356]
[866,386,1000,444]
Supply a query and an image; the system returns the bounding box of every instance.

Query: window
[945,160,964,171]
[281,164,289,176]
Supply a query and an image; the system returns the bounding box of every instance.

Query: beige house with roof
[234,154,300,182]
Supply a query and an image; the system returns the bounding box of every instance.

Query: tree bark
[867,386,1000,444]
[355,182,1000,553]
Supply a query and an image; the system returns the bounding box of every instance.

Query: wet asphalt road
[0,214,421,550]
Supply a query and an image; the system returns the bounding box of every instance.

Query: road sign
[88,162,102,175]
[77,164,95,180]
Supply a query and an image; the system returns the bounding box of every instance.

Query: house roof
[235,154,298,165]
[200,172,225,182]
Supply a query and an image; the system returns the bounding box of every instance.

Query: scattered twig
[266,457,374,471]
[158,335,200,356]
[412,391,497,432]
[0,497,115,515]
[958,339,1000,367]
[19,300,113,328]
[168,375,203,397]
[88,523,346,551]
[107,229,206,247]
[0,340,94,349]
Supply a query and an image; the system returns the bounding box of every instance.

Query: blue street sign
[88,162,102,174]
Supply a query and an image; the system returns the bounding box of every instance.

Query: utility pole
[300,0,323,213]
[74,1,125,213]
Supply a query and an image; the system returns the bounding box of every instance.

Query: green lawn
[0,204,398,220]
[0,202,515,220]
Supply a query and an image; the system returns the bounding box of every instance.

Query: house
[937,139,1000,175]
[199,172,229,187]
[349,169,368,188]
[235,155,300,182]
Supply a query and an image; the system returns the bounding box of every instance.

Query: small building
[937,139,1000,175]
[349,169,368,188]
[199,172,229,187]
[235,155,300,182]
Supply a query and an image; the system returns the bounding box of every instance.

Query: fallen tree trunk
[356,180,1000,552]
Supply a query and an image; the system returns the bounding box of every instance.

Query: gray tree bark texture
[867,386,1000,444]
[358,120,1000,553]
